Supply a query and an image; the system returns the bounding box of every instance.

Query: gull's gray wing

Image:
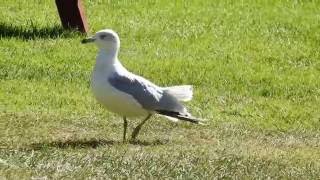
[108,72,186,113]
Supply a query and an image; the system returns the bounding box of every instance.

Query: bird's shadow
[0,22,79,40]
[129,139,168,146]
[29,139,116,150]
[28,138,167,150]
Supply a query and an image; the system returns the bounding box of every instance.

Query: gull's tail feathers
[163,85,193,102]
[156,110,206,125]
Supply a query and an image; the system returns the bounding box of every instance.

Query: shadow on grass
[28,138,167,150]
[29,139,117,150]
[0,22,79,40]
[129,139,168,146]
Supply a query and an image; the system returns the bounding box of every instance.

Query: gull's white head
[82,29,120,51]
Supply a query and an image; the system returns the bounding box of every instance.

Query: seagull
[82,29,203,142]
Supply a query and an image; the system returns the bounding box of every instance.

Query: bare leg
[131,114,152,141]
[123,117,128,143]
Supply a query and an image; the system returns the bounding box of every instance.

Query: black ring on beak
[81,37,96,44]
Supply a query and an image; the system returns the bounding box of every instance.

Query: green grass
[1,0,320,178]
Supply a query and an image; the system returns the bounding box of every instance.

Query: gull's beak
[81,37,96,44]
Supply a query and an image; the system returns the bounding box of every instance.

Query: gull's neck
[95,48,126,74]
[97,48,118,64]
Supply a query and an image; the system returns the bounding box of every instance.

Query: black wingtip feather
[156,110,201,124]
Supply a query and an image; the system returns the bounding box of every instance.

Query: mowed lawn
[1,0,320,178]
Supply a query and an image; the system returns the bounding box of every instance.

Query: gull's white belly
[91,76,148,117]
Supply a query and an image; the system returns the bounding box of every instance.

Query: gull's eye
[100,34,107,39]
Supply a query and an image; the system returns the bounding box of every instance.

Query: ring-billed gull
[82,29,203,142]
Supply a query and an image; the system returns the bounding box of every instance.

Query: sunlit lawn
[1,0,320,178]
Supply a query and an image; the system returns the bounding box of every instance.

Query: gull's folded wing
[108,72,187,114]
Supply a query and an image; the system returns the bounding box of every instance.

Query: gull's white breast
[91,65,149,117]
